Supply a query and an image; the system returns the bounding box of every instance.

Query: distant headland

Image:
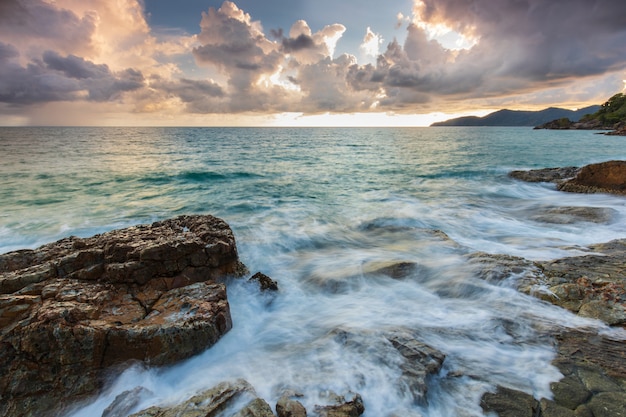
[534,93,626,135]
[431,106,599,127]
[431,92,626,136]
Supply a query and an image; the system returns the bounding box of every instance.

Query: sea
[2,126,626,416]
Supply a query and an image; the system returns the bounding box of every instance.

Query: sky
[0,0,625,126]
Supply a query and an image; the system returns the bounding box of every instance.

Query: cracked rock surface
[0,215,247,417]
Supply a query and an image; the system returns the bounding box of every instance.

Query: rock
[328,327,445,405]
[586,392,626,417]
[551,375,591,410]
[509,166,580,183]
[276,395,307,417]
[314,393,365,417]
[529,206,616,225]
[469,238,626,327]
[129,379,256,417]
[232,398,275,417]
[0,215,247,417]
[101,386,154,417]
[480,386,538,417]
[249,271,279,291]
[365,261,419,279]
[558,160,626,195]
[535,240,626,326]
[539,399,576,417]
[578,300,626,325]
[386,331,446,405]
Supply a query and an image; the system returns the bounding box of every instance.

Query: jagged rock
[558,160,626,195]
[249,272,279,291]
[129,379,256,417]
[314,393,365,417]
[0,215,247,417]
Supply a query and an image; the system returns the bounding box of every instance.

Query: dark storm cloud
[0,50,144,105]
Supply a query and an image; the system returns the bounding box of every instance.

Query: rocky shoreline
[2,162,626,417]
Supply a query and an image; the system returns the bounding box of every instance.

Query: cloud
[2,0,626,123]
[0,0,97,58]
[343,0,626,112]
[0,48,144,105]
[360,27,383,58]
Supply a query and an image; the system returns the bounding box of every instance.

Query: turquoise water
[2,127,626,416]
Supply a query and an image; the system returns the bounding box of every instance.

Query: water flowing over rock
[127,379,261,417]
[0,214,247,417]
[509,166,580,183]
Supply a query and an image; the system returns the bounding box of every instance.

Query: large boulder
[0,215,247,417]
[558,160,626,195]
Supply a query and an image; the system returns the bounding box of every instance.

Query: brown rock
[129,379,256,417]
[314,393,365,417]
[0,215,247,417]
[558,160,626,195]
[276,395,307,417]
[249,272,279,291]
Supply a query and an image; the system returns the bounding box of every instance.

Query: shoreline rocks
[0,215,247,417]
[510,161,626,196]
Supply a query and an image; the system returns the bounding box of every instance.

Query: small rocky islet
[1,161,626,417]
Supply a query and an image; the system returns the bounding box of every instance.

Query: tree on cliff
[581,93,626,125]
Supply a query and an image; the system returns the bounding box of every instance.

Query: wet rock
[539,398,576,417]
[313,392,365,417]
[365,261,419,279]
[535,240,626,326]
[480,386,537,417]
[249,271,279,291]
[470,239,626,327]
[586,392,626,416]
[551,374,591,409]
[509,166,580,183]
[276,395,307,417]
[558,160,626,195]
[328,327,445,406]
[232,398,275,417]
[0,215,247,417]
[529,206,616,225]
[102,386,154,417]
[129,379,256,417]
[578,299,626,325]
[386,331,446,405]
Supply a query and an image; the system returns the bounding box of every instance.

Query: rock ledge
[0,214,247,417]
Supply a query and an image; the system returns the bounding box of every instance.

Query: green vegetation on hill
[581,93,626,125]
